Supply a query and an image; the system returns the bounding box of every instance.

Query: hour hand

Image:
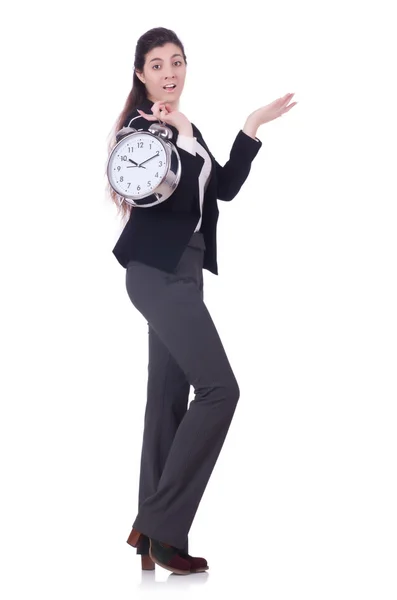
[127,158,146,169]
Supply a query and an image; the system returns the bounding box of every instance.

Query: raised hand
[248,93,297,126]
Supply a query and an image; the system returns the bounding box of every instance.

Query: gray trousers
[125,232,240,552]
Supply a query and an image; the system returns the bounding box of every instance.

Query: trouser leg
[135,324,190,555]
[125,245,240,549]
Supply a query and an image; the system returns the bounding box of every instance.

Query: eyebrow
[149,53,183,63]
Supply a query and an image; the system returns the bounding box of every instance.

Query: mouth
[163,84,177,92]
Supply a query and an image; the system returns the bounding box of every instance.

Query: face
[135,42,187,110]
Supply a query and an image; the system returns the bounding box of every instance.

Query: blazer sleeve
[214,130,263,202]
[121,112,204,212]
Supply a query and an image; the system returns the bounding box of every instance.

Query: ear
[135,70,145,84]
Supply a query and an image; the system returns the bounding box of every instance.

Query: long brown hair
[104,27,188,224]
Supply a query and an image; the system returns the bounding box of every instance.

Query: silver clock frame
[107,115,182,208]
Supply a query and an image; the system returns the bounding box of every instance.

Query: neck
[146,94,179,111]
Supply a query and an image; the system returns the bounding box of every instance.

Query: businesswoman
[106,26,297,575]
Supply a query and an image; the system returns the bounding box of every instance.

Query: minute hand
[139,152,160,167]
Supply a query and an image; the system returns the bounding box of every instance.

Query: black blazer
[112,97,263,275]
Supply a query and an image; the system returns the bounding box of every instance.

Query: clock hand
[138,152,160,167]
[128,159,139,166]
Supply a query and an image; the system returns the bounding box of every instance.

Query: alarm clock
[107,114,182,208]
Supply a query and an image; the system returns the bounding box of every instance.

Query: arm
[242,118,261,141]
[215,126,263,202]
[216,91,298,200]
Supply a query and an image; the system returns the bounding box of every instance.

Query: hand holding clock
[137,100,193,135]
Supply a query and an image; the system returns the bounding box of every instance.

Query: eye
[152,60,183,70]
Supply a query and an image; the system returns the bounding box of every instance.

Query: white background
[1,0,396,598]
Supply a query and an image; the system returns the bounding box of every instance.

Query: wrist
[178,122,194,137]
[242,117,258,139]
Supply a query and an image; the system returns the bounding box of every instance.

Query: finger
[281,93,295,105]
[146,101,162,121]
[283,101,298,112]
[158,107,169,120]
[273,96,288,107]
[152,100,167,114]
[137,109,156,120]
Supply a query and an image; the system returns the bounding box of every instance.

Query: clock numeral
[137,185,141,191]
[120,176,124,182]
[127,182,131,188]
[158,161,163,167]
[128,147,133,152]
[121,155,127,161]
[137,142,144,148]
[117,165,121,171]
[155,172,159,178]
[147,181,151,187]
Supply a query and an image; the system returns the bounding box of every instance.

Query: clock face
[108,132,168,197]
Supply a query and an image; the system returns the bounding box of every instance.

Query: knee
[195,377,240,408]
[225,377,240,407]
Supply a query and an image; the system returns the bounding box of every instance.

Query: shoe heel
[141,554,155,570]
[126,527,142,547]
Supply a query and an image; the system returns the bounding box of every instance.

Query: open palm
[250,93,297,125]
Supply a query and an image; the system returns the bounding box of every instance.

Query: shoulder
[192,122,203,138]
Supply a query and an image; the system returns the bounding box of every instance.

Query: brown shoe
[126,528,190,575]
[126,529,155,570]
[139,550,208,572]
[178,550,209,573]
[140,554,155,570]
[148,538,191,574]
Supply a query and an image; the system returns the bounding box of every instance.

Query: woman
[106,27,297,576]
